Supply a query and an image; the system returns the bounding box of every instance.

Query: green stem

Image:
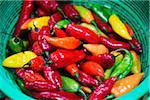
[105,94,115,100]
[91,20,99,32]
[74,72,80,81]
[78,89,87,100]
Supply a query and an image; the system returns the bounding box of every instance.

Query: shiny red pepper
[130,38,142,54]
[86,54,115,69]
[54,27,68,38]
[37,8,49,17]
[25,81,58,92]
[89,77,117,99]
[48,12,63,30]
[36,0,59,13]
[93,13,113,33]
[32,41,43,55]
[30,29,39,42]
[43,66,63,89]
[50,49,85,69]
[66,24,100,44]
[31,91,83,100]
[38,26,51,51]
[63,4,81,22]
[30,56,44,72]
[14,0,34,36]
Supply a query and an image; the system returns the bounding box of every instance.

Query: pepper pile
[2,0,144,99]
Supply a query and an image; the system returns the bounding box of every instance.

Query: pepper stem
[78,89,87,100]
[91,20,99,32]
[47,60,53,64]
[105,94,115,100]
[74,72,80,81]
[33,22,39,32]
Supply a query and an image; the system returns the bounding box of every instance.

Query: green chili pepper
[104,53,123,80]
[88,3,110,22]
[8,37,24,53]
[54,19,70,29]
[61,76,87,100]
[16,78,32,96]
[111,49,133,77]
[80,23,108,38]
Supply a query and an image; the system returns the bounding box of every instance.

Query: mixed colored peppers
[2,1,144,100]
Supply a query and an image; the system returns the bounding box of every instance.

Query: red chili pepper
[38,26,51,51]
[14,0,34,36]
[63,4,81,22]
[48,12,63,30]
[36,0,59,14]
[54,27,68,38]
[66,23,100,44]
[32,41,43,55]
[99,36,131,50]
[25,81,58,92]
[30,56,44,72]
[125,24,134,37]
[130,38,142,54]
[65,63,79,77]
[50,49,85,69]
[86,54,115,69]
[43,66,63,88]
[93,13,113,33]
[108,32,121,40]
[81,61,104,77]
[31,91,83,100]
[15,69,45,82]
[30,29,39,42]
[89,77,117,99]
[37,8,49,17]
[77,70,99,87]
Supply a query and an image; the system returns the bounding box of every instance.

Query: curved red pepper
[54,27,68,38]
[86,54,115,69]
[66,24,100,44]
[14,0,34,36]
[63,4,81,22]
[37,8,49,17]
[50,49,85,68]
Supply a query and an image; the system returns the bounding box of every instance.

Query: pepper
[88,3,109,22]
[66,24,100,44]
[83,44,109,55]
[50,49,85,68]
[111,73,144,97]
[30,29,39,42]
[43,66,63,89]
[14,0,34,36]
[125,23,134,37]
[109,14,132,40]
[31,91,83,100]
[37,8,49,17]
[48,12,63,30]
[32,41,43,55]
[16,78,32,96]
[8,37,24,53]
[130,50,141,73]
[99,36,131,50]
[93,13,113,33]
[44,36,80,49]
[21,18,35,30]
[61,76,87,100]
[104,52,123,80]
[130,38,142,54]
[81,61,104,77]
[25,81,58,92]
[80,23,108,38]
[86,54,115,69]
[89,77,117,99]
[63,4,81,22]
[2,51,37,68]
[54,19,70,29]
[16,69,45,82]
[54,27,68,38]
[81,86,92,94]
[29,56,45,72]
[111,49,133,78]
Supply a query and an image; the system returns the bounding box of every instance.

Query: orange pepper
[111,73,144,97]
[65,63,79,76]
[125,23,134,37]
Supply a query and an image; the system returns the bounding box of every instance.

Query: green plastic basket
[0,0,149,100]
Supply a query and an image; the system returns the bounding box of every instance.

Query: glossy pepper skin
[32,41,43,55]
[109,14,132,40]
[65,63,79,77]
[54,19,70,29]
[66,24,100,44]
[111,73,144,97]
[50,49,85,68]
[44,36,80,49]
[8,37,24,53]
[48,12,63,30]
[93,13,113,33]
[31,91,83,100]
[130,38,142,54]
[63,4,81,22]
[89,77,117,100]
[14,0,34,36]
[43,66,63,89]
[125,23,134,37]
[37,8,49,17]
[54,27,68,37]
[86,54,115,69]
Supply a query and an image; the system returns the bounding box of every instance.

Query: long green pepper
[111,49,133,77]
[54,19,70,29]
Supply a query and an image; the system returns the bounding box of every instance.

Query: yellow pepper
[28,16,50,29]
[109,14,132,40]
[2,51,37,68]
